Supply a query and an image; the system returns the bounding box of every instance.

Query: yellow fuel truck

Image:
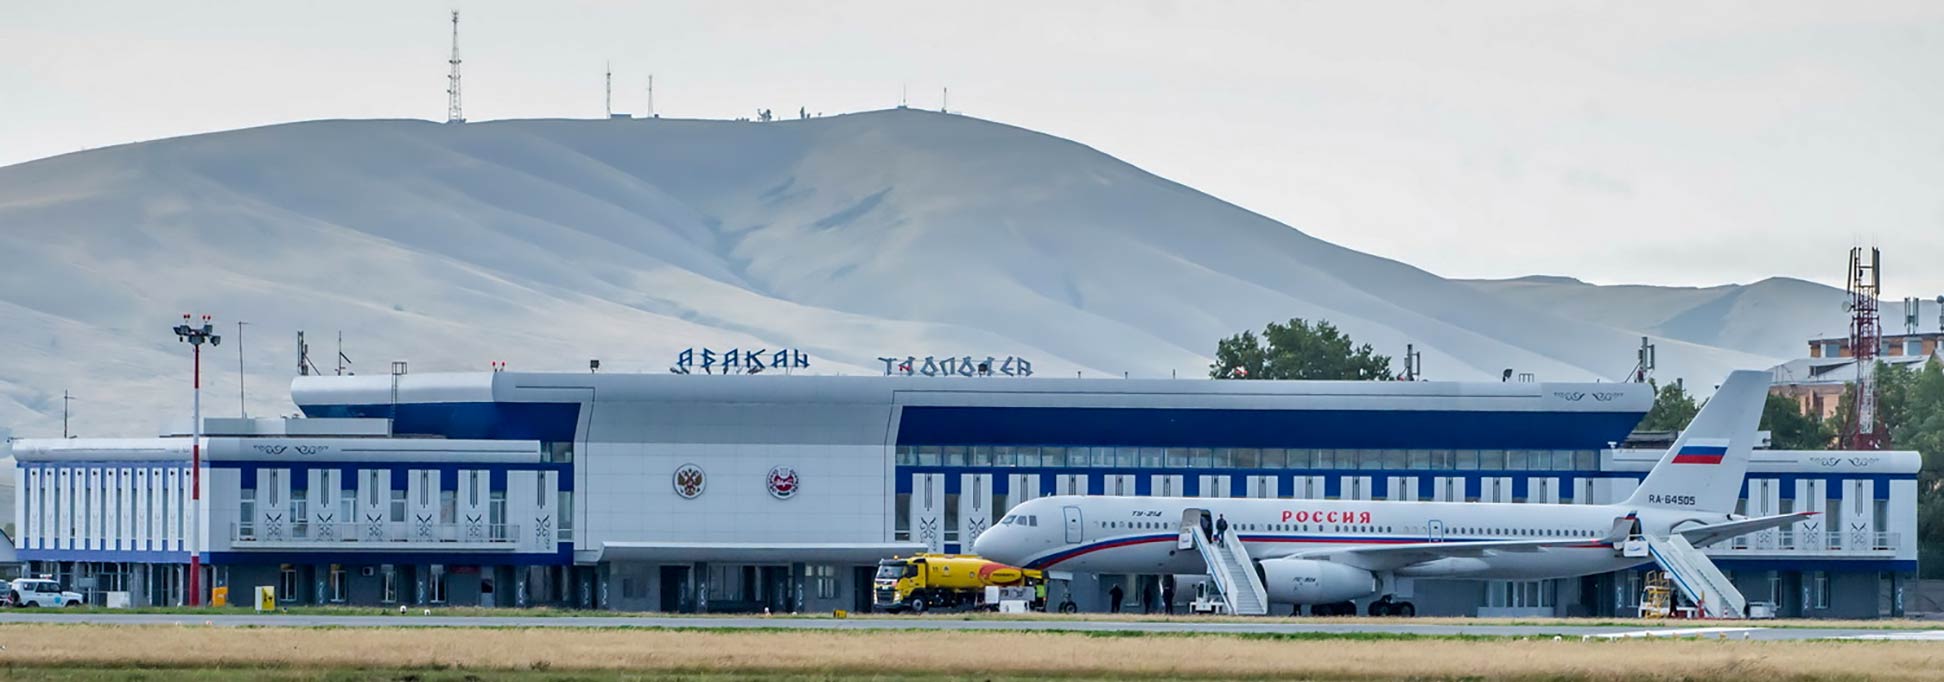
[873,553,1044,613]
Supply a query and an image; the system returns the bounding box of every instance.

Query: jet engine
[1259,559,1378,605]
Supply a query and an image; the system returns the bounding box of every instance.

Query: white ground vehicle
[8,579,84,608]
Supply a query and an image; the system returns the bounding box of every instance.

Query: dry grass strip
[1,624,1940,681]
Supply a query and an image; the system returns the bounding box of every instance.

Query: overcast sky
[6,1,1941,296]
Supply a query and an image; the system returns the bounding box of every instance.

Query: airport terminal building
[7,372,1920,617]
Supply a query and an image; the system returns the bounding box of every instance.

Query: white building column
[959,473,995,548]
[1796,478,1827,551]
[1843,479,1873,551]
[1054,473,1087,496]
[1748,478,1781,549]
[1340,475,1373,501]
[86,467,103,551]
[1148,474,1183,498]
[910,473,946,552]
[1386,476,1418,502]
[1245,475,1279,499]
[1005,473,1041,512]
[1290,475,1325,500]
[1198,475,1231,498]
[259,468,290,541]
[1573,477,1598,505]
[358,468,390,542]
[1527,477,1560,504]
[1103,474,1135,497]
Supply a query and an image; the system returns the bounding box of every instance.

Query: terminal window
[894,446,1597,472]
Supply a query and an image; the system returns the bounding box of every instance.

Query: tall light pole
[173,313,220,606]
[237,321,249,418]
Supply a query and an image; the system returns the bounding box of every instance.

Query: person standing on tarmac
[1108,583,1125,613]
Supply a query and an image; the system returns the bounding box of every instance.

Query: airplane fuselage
[976,495,1723,581]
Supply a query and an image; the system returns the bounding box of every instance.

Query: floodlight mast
[172,313,220,606]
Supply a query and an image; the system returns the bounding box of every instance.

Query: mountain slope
[0,110,1772,437]
[1462,276,1926,359]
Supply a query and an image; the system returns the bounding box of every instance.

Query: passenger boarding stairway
[1191,525,1270,616]
[1643,534,1746,619]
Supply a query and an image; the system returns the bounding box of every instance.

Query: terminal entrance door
[659,566,691,613]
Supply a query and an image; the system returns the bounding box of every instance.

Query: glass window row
[894,446,1600,471]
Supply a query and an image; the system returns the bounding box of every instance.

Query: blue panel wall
[299,402,580,442]
[895,407,1643,449]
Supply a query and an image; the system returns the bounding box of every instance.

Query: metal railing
[232,522,521,547]
[1716,530,1899,554]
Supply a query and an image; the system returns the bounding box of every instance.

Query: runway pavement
[0,611,1928,641]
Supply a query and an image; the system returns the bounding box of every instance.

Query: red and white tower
[1843,247,1886,450]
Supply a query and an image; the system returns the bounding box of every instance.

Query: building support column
[693,562,709,614]
[789,562,806,614]
[514,567,529,608]
[596,563,612,611]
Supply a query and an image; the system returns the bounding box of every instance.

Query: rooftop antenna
[646,74,655,117]
[941,86,948,113]
[298,331,321,377]
[336,331,353,376]
[445,10,465,124]
[1631,336,1656,383]
[605,61,613,118]
[900,83,908,109]
[62,390,75,438]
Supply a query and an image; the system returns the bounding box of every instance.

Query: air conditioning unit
[361,566,376,577]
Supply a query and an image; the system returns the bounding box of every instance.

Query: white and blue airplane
[972,370,1813,615]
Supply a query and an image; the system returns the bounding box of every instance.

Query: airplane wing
[1290,536,1613,573]
[1675,511,1819,548]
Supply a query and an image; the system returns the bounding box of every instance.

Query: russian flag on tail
[1671,440,1730,464]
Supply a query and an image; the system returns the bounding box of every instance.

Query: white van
[8,579,84,608]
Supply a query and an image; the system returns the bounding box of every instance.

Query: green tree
[1209,319,1393,380]
[1636,380,1700,432]
[1865,359,1944,578]
[1759,394,1834,450]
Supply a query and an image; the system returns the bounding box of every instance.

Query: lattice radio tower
[446,10,465,124]
[1843,246,1886,450]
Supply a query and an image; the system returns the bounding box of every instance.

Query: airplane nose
[972,527,1002,559]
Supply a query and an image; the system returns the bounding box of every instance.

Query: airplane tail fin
[1623,370,1771,514]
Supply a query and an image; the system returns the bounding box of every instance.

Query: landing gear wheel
[1368,601,1392,617]
[908,597,928,614]
[1394,601,1416,617]
[1059,600,1078,614]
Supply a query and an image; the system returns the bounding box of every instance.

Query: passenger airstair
[1643,534,1746,619]
[1191,525,1270,616]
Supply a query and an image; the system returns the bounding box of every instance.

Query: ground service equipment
[874,553,1044,613]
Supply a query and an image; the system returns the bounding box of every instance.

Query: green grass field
[0,623,1934,682]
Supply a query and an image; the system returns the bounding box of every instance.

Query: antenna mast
[647,74,654,117]
[605,61,613,117]
[1843,246,1885,450]
[446,10,465,124]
